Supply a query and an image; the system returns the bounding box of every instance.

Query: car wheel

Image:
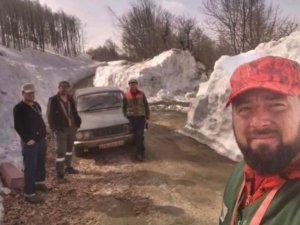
[75,146,85,157]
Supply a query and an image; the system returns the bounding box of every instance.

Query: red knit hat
[226,56,300,107]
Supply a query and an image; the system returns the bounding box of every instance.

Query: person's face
[22,91,35,102]
[129,82,138,92]
[232,89,300,176]
[59,85,70,96]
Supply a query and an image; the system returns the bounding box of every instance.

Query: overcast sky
[38,0,300,50]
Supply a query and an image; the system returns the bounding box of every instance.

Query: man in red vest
[220,56,300,225]
[123,79,150,161]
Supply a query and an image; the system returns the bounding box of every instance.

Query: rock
[0,162,24,190]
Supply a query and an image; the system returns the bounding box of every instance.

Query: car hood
[78,108,129,131]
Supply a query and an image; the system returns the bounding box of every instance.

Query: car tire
[75,147,85,157]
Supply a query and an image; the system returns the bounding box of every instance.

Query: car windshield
[77,91,123,112]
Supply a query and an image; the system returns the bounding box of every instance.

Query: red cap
[226,56,300,107]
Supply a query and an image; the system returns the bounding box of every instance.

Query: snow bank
[0,46,98,171]
[184,31,300,161]
[94,49,206,104]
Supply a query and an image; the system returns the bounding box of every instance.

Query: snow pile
[184,31,300,161]
[0,46,98,171]
[94,49,206,105]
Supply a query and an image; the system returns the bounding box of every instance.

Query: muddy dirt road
[3,111,234,225]
[3,77,235,225]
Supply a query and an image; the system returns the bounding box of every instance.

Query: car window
[77,91,123,112]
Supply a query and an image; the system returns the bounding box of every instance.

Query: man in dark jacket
[13,83,47,204]
[220,56,300,225]
[123,79,150,161]
[47,81,81,183]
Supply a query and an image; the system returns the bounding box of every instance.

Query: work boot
[35,183,48,192]
[65,166,79,174]
[57,178,69,184]
[141,151,145,159]
[57,175,69,184]
[135,153,144,162]
[25,194,44,204]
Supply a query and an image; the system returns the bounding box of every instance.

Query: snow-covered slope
[94,49,206,103]
[184,31,300,161]
[0,46,98,169]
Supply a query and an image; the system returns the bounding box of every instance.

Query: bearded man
[220,56,300,225]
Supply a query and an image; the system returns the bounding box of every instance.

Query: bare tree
[175,16,196,51]
[156,11,175,52]
[108,0,221,70]
[111,0,175,60]
[190,28,217,71]
[202,0,298,54]
[87,39,124,61]
[0,0,83,56]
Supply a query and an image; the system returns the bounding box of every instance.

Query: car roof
[75,86,123,98]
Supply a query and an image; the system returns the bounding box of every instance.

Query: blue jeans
[21,139,47,196]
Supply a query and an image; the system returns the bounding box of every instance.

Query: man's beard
[236,128,300,176]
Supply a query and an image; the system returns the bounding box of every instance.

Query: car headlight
[83,131,92,139]
[76,132,83,140]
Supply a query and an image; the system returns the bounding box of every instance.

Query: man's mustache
[247,129,280,138]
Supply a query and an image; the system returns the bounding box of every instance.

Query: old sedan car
[73,86,133,156]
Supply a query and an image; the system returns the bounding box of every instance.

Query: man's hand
[26,140,35,145]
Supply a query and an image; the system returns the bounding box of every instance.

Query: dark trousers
[128,116,145,156]
[54,127,76,178]
[21,139,46,196]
